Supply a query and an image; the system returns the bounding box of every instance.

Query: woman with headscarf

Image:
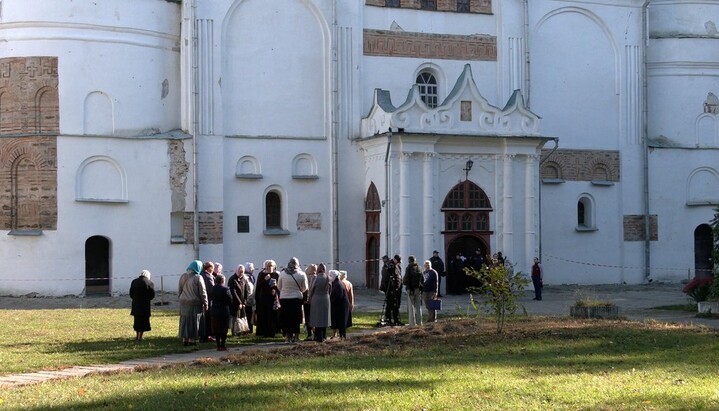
[129,269,155,341]
[303,264,317,341]
[308,263,331,342]
[329,269,350,340]
[199,262,215,343]
[255,259,280,337]
[228,264,251,336]
[178,260,208,346]
[278,257,308,343]
[244,262,257,333]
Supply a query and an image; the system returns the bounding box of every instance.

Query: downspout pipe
[523,0,531,105]
[538,137,559,260]
[384,132,392,258]
[642,0,651,282]
[191,0,200,259]
[331,0,340,268]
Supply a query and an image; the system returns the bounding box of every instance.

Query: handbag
[233,316,250,334]
[273,297,281,311]
[428,298,442,311]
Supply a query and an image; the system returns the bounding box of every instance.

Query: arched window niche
[76,156,128,203]
[292,153,319,180]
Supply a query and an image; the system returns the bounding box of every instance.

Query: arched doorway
[441,180,493,294]
[365,183,381,289]
[694,224,713,278]
[85,236,110,295]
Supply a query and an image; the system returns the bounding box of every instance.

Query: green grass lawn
[0,307,379,375]
[1,309,719,410]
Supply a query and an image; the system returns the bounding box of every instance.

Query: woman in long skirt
[129,270,155,341]
[178,260,208,346]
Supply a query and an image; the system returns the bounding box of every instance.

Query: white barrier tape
[544,254,699,272]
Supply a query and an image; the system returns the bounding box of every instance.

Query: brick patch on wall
[623,215,658,241]
[183,211,223,245]
[363,29,497,61]
[0,57,59,231]
[541,149,620,182]
[365,0,491,14]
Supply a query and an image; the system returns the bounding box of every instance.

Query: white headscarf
[328,270,339,282]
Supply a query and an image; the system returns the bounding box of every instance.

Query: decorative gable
[361,64,541,138]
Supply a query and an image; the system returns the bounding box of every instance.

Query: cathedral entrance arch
[441,180,493,294]
[85,235,110,295]
[694,224,713,278]
[365,183,381,289]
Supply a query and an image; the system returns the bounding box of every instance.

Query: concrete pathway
[1,282,714,388]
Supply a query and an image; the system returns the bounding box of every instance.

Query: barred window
[385,0,400,7]
[457,0,470,12]
[416,72,438,108]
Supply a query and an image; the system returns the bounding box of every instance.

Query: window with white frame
[416,72,438,108]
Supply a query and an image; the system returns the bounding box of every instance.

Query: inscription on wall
[297,213,321,230]
[363,30,497,61]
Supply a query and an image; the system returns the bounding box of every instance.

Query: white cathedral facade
[0,0,717,296]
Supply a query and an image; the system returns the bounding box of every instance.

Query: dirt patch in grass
[219,317,716,367]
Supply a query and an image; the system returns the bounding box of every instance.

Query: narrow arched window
[416,72,438,108]
[577,195,596,231]
[266,191,281,229]
[577,201,585,226]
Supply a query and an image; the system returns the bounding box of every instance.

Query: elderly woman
[228,264,251,336]
[244,262,257,333]
[129,269,155,341]
[329,270,350,340]
[303,264,317,341]
[422,260,439,323]
[308,263,331,342]
[199,262,216,343]
[255,260,280,338]
[278,257,308,343]
[178,260,208,346]
[332,270,354,339]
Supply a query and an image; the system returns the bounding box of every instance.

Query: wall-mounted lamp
[463,159,474,180]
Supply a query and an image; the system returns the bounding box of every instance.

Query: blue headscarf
[187,260,202,274]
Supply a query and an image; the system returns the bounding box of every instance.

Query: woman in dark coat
[255,260,280,338]
[308,263,331,342]
[329,270,350,340]
[129,270,155,341]
[228,264,251,336]
[209,274,232,351]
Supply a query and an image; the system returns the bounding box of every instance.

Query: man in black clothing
[429,250,445,297]
[380,255,403,325]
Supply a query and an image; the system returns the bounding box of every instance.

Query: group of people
[175,257,355,350]
[128,252,544,348]
[380,253,441,328]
